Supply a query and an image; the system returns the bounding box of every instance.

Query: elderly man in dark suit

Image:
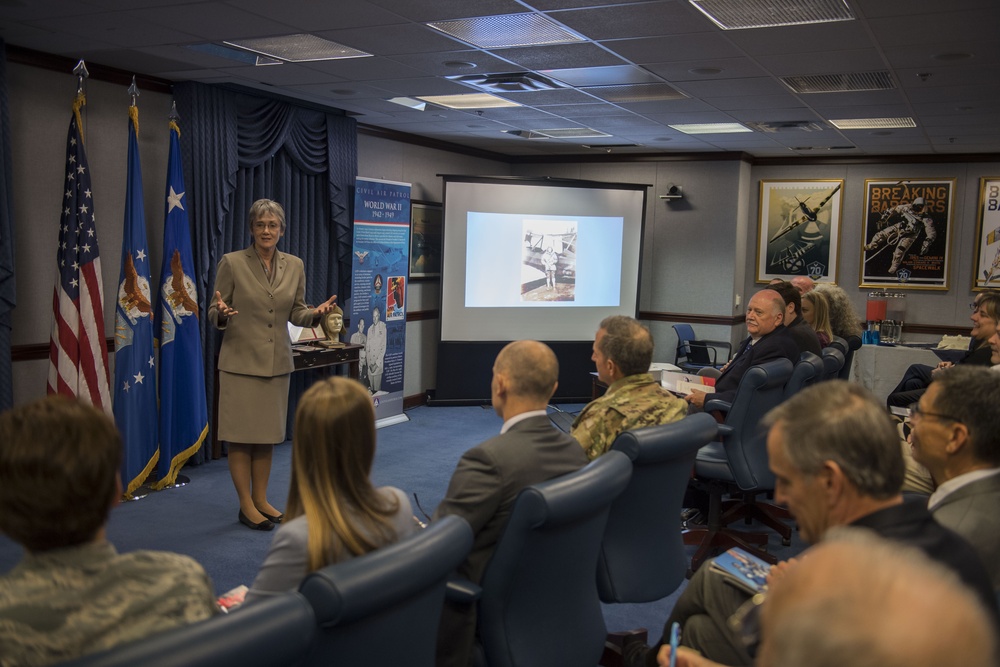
[686,289,799,410]
[433,340,588,667]
[911,366,1000,589]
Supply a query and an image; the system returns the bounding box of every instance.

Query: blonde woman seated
[245,377,416,602]
[801,290,834,347]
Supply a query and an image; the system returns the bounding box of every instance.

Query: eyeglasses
[252,222,281,232]
[908,402,961,423]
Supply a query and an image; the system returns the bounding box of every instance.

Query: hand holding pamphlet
[709,548,771,595]
[660,370,715,397]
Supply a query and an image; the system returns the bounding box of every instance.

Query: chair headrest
[299,515,473,626]
[611,413,718,464]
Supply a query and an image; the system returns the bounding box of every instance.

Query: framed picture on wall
[859,179,954,290]
[755,179,844,284]
[409,201,442,279]
[973,177,1000,290]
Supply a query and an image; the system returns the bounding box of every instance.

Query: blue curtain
[0,40,16,412]
[175,82,357,460]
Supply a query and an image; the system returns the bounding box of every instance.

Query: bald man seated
[433,340,589,667]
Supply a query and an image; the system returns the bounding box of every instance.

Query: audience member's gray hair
[762,381,903,498]
[762,526,997,667]
[933,366,1000,466]
[813,283,862,338]
[597,315,653,377]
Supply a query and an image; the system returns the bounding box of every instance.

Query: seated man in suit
[910,366,1000,588]
[624,381,997,667]
[434,340,589,667]
[686,289,799,411]
[0,396,218,666]
[771,281,822,356]
[663,529,998,667]
[571,315,687,459]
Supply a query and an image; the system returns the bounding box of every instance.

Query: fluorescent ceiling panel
[417,93,522,109]
[828,117,916,129]
[689,0,855,30]
[426,13,584,49]
[669,122,753,134]
[224,34,371,62]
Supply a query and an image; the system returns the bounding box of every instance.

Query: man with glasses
[910,366,1000,588]
[623,381,996,667]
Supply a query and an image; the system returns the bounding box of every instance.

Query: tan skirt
[218,371,290,444]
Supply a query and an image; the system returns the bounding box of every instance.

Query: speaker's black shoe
[238,510,274,531]
[259,510,284,524]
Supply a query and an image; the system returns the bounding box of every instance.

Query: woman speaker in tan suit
[210,199,337,531]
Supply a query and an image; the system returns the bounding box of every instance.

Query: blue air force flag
[113,106,158,497]
[154,119,208,489]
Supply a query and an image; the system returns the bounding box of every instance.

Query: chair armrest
[703,398,732,413]
[716,424,734,437]
[446,578,482,604]
[690,340,733,364]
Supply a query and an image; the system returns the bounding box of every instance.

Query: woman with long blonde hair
[245,377,416,600]
[801,290,834,347]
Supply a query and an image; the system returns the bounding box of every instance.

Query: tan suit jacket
[209,246,316,377]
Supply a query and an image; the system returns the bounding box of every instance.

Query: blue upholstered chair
[298,514,473,667]
[683,358,795,571]
[840,334,862,380]
[58,590,317,667]
[598,413,718,604]
[783,351,825,398]
[672,323,732,372]
[451,452,632,667]
[821,346,846,381]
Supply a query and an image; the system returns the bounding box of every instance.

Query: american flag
[47,103,111,411]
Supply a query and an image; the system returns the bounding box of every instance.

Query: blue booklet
[709,548,771,595]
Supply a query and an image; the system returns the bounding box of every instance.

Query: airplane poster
[756,180,844,285]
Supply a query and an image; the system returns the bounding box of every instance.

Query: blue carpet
[0,403,804,637]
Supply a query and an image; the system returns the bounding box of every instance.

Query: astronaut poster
[756,180,843,284]
[974,177,1000,290]
[860,179,954,290]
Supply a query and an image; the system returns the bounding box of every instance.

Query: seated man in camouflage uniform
[0,396,218,666]
[571,315,687,459]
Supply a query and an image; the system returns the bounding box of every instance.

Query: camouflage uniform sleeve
[571,403,626,460]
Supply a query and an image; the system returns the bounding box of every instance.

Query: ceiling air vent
[747,121,826,133]
[449,72,566,94]
[782,71,895,94]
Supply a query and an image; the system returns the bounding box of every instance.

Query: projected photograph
[521,220,577,302]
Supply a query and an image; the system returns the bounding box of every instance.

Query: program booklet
[709,548,770,595]
[660,370,715,397]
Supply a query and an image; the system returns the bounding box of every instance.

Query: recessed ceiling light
[427,13,583,49]
[932,52,973,62]
[688,0,854,30]
[585,83,687,103]
[669,122,752,134]
[387,97,427,111]
[534,128,611,139]
[416,93,521,110]
[828,117,916,130]
[224,34,371,62]
[443,61,478,69]
[688,67,723,75]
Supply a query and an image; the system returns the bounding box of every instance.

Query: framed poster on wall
[409,201,442,279]
[859,179,954,290]
[756,180,843,284]
[973,177,1000,290]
